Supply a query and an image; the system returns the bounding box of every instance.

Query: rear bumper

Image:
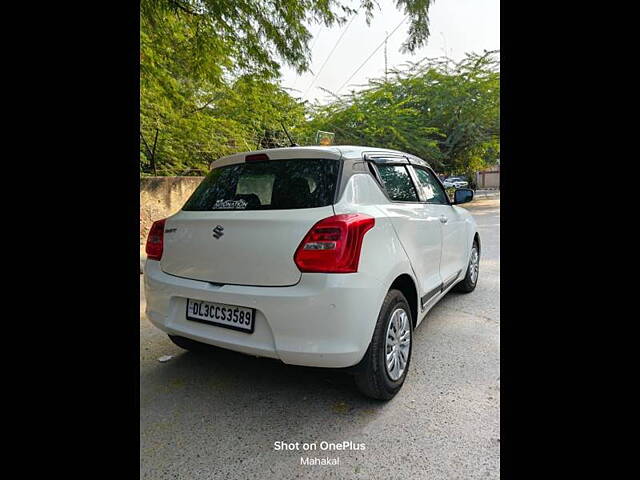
[143,260,386,368]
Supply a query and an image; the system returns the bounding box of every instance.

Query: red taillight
[294,214,375,273]
[145,218,166,261]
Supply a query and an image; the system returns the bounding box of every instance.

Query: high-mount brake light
[245,153,269,162]
[294,214,375,273]
[145,218,167,261]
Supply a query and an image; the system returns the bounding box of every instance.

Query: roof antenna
[280,121,299,147]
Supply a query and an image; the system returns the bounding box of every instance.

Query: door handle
[439,215,448,224]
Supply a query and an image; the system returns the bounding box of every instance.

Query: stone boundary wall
[140,176,204,245]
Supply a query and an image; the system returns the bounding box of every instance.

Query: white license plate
[186,299,255,333]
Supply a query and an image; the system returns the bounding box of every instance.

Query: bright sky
[280,0,500,104]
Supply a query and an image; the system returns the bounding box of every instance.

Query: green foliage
[140,0,437,175]
[300,51,500,175]
[140,2,500,179]
[140,7,308,174]
[142,1,435,76]
[141,70,307,174]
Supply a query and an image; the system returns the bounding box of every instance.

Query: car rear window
[182,158,340,211]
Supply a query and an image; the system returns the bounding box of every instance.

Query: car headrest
[271,176,311,208]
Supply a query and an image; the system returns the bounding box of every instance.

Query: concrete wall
[476,165,500,189]
[140,176,204,245]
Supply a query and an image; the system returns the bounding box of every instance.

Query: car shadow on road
[140,342,396,437]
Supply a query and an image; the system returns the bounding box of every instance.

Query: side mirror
[453,188,474,205]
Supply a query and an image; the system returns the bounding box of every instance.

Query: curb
[474,191,500,199]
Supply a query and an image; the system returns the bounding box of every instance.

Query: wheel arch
[388,273,419,328]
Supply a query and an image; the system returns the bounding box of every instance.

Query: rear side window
[182,159,339,211]
[376,164,419,202]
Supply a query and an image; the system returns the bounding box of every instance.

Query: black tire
[354,289,413,400]
[454,240,480,293]
[168,334,213,352]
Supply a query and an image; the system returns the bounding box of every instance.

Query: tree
[299,51,500,176]
[142,0,436,77]
[141,72,307,174]
[140,0,437,174]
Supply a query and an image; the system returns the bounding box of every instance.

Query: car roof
[215,145,428,168]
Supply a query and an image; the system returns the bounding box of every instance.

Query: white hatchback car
[443,177,469,189]
[144,146,480,399]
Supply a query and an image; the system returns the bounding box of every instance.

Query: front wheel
[454,240,480,293]
[354,289,413,400]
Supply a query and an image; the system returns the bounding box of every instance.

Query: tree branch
[169,0,201,17]
[183,95,220,117]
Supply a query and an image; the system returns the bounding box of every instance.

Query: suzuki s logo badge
[212,225,224,239]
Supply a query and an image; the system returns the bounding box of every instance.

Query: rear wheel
[354,289,413,400]
[454,240,480,293]
[168,335,213,352]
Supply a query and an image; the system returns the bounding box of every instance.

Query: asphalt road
[140,197,500,480]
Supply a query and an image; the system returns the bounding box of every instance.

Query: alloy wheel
[469,246,479,284]
[384,308,411,381]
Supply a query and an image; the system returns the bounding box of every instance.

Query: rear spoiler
[211,147,342,170]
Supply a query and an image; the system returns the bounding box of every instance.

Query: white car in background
[144,146,480,399]
[443,176,469,189]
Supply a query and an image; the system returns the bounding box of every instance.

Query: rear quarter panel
[333,172,420,319]
[453,205,478,264]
